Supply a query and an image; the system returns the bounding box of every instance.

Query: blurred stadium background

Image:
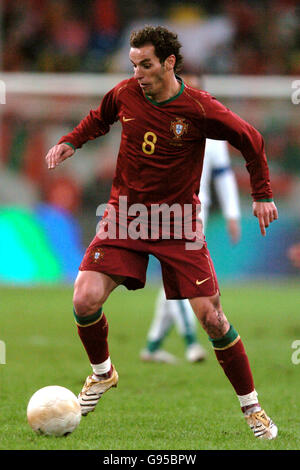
[1,0,300,286]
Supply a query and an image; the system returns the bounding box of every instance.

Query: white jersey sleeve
[199,139,240,230]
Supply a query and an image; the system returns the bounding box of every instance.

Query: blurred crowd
[2,0,300,75]
[2,0,300,214]
[1,0,300,272]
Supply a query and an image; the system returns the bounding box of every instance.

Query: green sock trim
[146,324,173,352]
[184,333,198,346]
[73,307,102,326]
[177,300,198,346]
[208,324,239,349]
[146,339,162,353]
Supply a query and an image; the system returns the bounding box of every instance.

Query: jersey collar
[145,76,184,106]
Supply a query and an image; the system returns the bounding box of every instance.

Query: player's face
[129,44,170,99]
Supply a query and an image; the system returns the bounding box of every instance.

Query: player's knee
[73,271,115,317]
[73,284,104,317]
[191,293,219,319]
[194,299,215,323]
[190,293,229,336]
[73,291,102,317]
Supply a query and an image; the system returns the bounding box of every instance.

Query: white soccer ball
[27,385,81,436]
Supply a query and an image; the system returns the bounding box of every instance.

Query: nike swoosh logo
[123,116,135,122]
[196,277,210,286]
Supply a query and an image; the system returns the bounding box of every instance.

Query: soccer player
[140,138,241,364]
[45,26,278,439]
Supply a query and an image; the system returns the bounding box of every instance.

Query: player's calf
[209,324,278,439]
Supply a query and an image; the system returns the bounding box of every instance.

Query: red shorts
[79,235,219,300]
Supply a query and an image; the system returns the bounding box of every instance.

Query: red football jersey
[59,77,273,227]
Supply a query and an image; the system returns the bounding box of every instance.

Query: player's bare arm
[252,201,278,236]
[45,143,75,170]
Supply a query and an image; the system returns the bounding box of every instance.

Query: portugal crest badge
[89,247,104,263]
[170,117,188,140]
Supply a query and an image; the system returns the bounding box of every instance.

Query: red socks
[209,325,255,397]
[73,308,109,365]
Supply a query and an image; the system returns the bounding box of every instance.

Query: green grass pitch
[0,281,300,450]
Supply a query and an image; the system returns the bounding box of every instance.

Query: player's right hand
[252,200,278,236]
[45,143,75,170]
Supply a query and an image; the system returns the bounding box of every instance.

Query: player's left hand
[252,201,278,236]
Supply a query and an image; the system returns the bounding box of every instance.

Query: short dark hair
[130,25,183,73]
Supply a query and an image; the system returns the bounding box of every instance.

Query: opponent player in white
[141,138,241,363]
